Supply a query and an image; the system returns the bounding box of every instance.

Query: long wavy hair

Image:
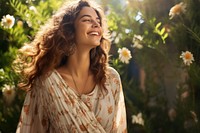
[15,0,110,90]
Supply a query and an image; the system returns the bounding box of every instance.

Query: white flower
[118,47,132,64]
[133,34,143,42]
[180,51,194,66]
[132,41,143,49]
[0,68,5,79]
[2,84,16,105]
[1,14,15,28]
[132,112,144,126]
[0,68,4,73]
[169,2,186,19]
[132,34,143,49]
[26,20,32,27]
[29,6,38,13]
[26,0,35,3]
[114,33,123,44]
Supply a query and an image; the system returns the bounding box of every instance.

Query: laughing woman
[15,0,127,132]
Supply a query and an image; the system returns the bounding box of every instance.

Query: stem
[183,24,200,45]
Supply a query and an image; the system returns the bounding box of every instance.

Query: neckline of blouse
[53,69,98,98]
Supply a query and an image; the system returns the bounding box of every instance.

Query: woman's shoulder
[107,66,120,80]
[33,70,57,88]
[106,67,122,93]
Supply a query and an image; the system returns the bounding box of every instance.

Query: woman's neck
[66,50,90,77]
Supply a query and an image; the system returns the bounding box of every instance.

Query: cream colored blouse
[16,67,127,133]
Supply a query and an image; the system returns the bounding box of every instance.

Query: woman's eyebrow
[79,14,100,20]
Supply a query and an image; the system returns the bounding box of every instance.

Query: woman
[16,0,127,132]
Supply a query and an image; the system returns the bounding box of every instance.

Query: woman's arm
[16,81,49,133]
[109,67,127,133]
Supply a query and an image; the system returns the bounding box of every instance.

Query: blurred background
[0,0,200,132]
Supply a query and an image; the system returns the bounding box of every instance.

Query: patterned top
[16,67,127,133]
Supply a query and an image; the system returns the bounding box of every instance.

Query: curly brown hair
[15,0,111,90]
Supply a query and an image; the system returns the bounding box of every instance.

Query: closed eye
[80,15,101,26]
[82,19,92,22]
[82,19,101,26]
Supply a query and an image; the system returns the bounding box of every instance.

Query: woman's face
[74,7,103,49]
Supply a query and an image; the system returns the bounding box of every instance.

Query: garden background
[0,0,200,132]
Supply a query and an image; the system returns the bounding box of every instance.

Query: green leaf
[160,27,165,35]
[155,22,162,29]
[163,33,168,39]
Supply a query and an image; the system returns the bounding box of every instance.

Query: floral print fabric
[16,67,127,133]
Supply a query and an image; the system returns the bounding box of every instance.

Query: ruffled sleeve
[109,67,127,133]
[16,80,50,133]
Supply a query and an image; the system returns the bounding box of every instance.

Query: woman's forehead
[77,7,99,19]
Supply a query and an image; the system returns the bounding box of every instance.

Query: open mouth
[88,31,100,36]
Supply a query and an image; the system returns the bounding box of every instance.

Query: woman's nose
[92,20,100,28]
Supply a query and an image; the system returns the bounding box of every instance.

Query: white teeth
[89,32,99,35]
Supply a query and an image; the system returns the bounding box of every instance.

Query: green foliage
[107,12,119,31]
[10,0,63,34]
[106,0,200,132]
[169,1,200,131]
